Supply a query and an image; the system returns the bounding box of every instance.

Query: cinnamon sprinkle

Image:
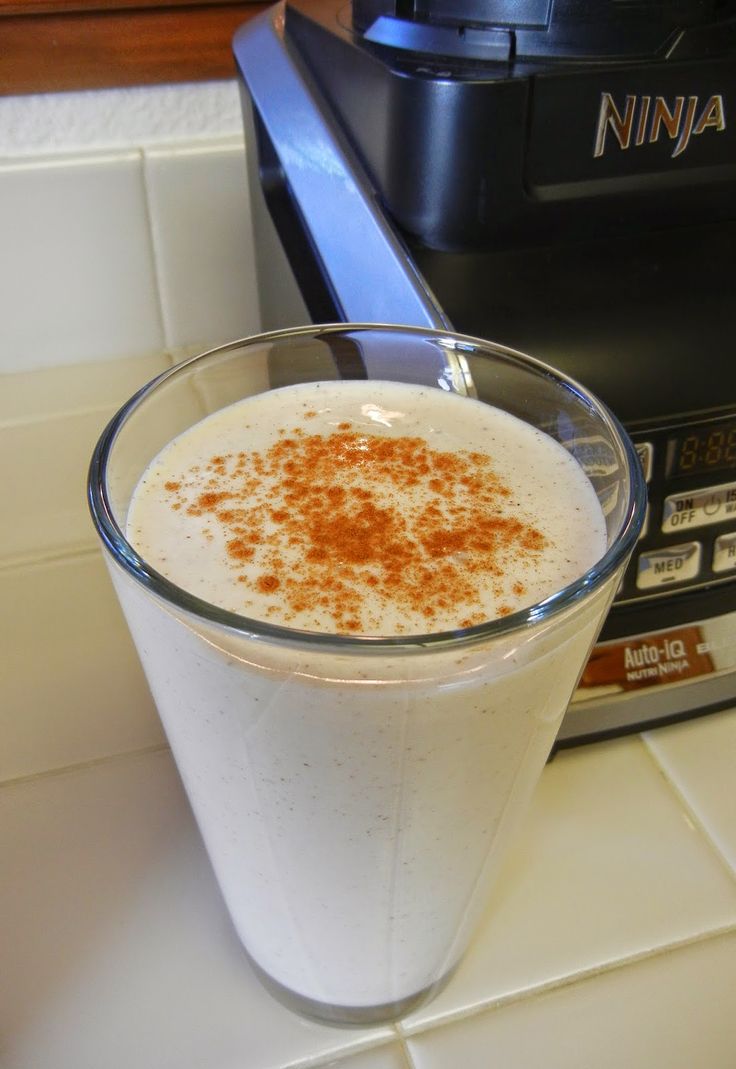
[156,424,547,634]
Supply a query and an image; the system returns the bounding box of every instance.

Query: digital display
[669,419,736,478]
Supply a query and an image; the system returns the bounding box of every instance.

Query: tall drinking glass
[88,324,646,1026]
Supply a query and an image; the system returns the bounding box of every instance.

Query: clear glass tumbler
[88,324,646,1026]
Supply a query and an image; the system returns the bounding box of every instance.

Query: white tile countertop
[3,709,736,1068]
[2,355,736,1068]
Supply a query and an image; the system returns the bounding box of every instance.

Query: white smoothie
[114,379,610,1012]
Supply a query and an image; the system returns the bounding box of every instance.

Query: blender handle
[233,4,452,338]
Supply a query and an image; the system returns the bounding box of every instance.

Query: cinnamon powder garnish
[155,422,548,634]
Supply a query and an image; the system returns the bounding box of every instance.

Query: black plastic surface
[353,0,733,61]
[408,221,736,426]
[286,0,736,250]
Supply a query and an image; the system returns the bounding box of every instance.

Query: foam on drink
[127,380,605,635]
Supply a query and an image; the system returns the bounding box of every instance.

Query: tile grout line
[394,923,736,1041]
[139,146,172,353]
[0,742,171,793]
[397,1031,419,1069]
[0,402,115,432]
[0,542,102,574]
[0,146,142,172]
[638,729,736,885]
[144,134,247,160]
[258,1031,404,1069]
[0,389,165,431]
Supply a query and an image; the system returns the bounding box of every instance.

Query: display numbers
[671,420,736,478]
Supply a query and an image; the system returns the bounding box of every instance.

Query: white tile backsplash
[144,140,260,351]
[0,125,260,781]
[0,129,261,375]
[0,152,166,372]
[0,351,169,426]
[0,552,164,782]
[2,404,134,562]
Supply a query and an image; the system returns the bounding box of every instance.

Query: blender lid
[353,0,736,62]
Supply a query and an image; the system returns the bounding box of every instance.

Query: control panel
[617,413,736,604]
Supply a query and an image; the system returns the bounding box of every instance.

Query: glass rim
[87,322,647,654]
